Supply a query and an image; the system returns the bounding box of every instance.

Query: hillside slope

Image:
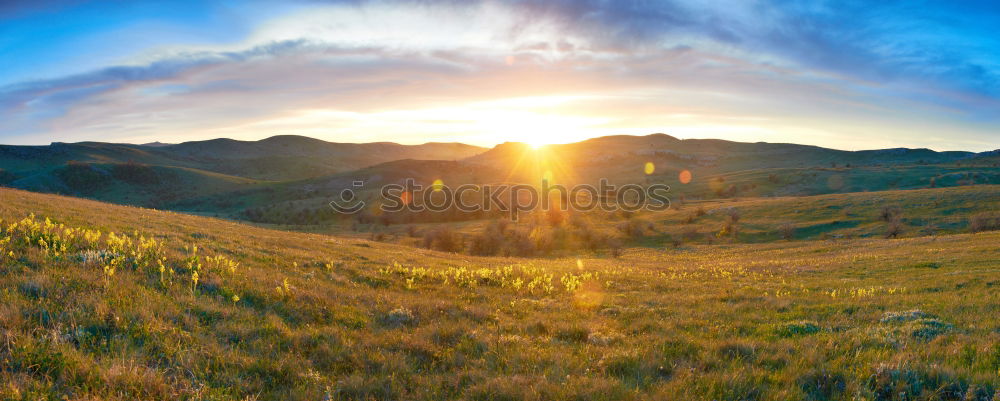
[0,134,995,221]
[0,189,998,400]
[317,185,1000,252]
[464,134,985,184]
[0,135,486,182]
[185,150,999,226]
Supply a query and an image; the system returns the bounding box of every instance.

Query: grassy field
[0,188,998,400]
[313,185,1000,254]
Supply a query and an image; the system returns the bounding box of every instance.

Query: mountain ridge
[1,133,997,219]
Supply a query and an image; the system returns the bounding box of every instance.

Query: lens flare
[432,179,444,192]
[679,170,692,184]
[644,162,655,175]
[543,170,554,183]
[573,280,606,311]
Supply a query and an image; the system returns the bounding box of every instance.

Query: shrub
[668,235,682,248]
[727,208,741,223]
[546,226,571,251]
[879,205,902,222]
[110,161,159,185]
[608,238,623,258]
[969,213,1000,233]
[920,223,938,236]
[406,225,421,238]
[715,209,741,240]
[467,220,513,256]
[468,231,501,256]
[866,363,969,400]
[56,161,111,192]
[683,213,696,224]
[530,226,555,254]
[617,217,647,238]
[422,227,464,253]
[909,319,953,341]
[369,231,386,242]
[554,325,590,343]
[885,217,903,239]
[545,208,565,226]
[798,369,847,401]
[775,321,821,337]
[379,307,416,327]
[568,213,589,229]
[704,232,716,245]
[682,227,700,242]
[779,223,795,240]
[880,310,929,323]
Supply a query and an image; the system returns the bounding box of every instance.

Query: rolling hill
[167,135,998,227]
[0,136,486,209]
[0,133,996,229]
[464,134,989,186]
[157,135,488,180]
[0,135,485,182]
[0,188,997,400]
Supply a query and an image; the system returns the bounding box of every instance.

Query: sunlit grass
[0,188,997,400]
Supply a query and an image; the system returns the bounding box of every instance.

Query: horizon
[10,132,996,154]
[1,1,999,152]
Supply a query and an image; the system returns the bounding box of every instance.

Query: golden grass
[0,188,997,400]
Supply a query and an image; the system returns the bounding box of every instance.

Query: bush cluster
[423,215,637,257]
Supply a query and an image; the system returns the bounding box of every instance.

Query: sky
[0,0,998,151]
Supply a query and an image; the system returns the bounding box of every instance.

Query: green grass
[651,164,1000,199]
[653,184,1000,241]
[321,185,1000,253]
[0,188,998,400]
[8,162,267,209]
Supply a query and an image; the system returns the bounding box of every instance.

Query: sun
[473,104,605,150]
[527,141,548,150]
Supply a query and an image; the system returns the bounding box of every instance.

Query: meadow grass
[0,188,997,400]
[320,185,1000,256]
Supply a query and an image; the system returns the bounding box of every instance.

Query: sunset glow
[1,1,997,151]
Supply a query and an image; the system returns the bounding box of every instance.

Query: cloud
[0,39,325,134]
[0,0,997,150]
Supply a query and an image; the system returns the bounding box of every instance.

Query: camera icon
[329,180,366,214]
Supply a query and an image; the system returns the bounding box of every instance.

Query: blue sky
[0,0,997,151]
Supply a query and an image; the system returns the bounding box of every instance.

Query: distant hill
[0,133,997,220]
[161,135,998,226]
[464,133,982,185]
[0,135,486,181]
[0,136,486,208]
[157,135,486,180]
